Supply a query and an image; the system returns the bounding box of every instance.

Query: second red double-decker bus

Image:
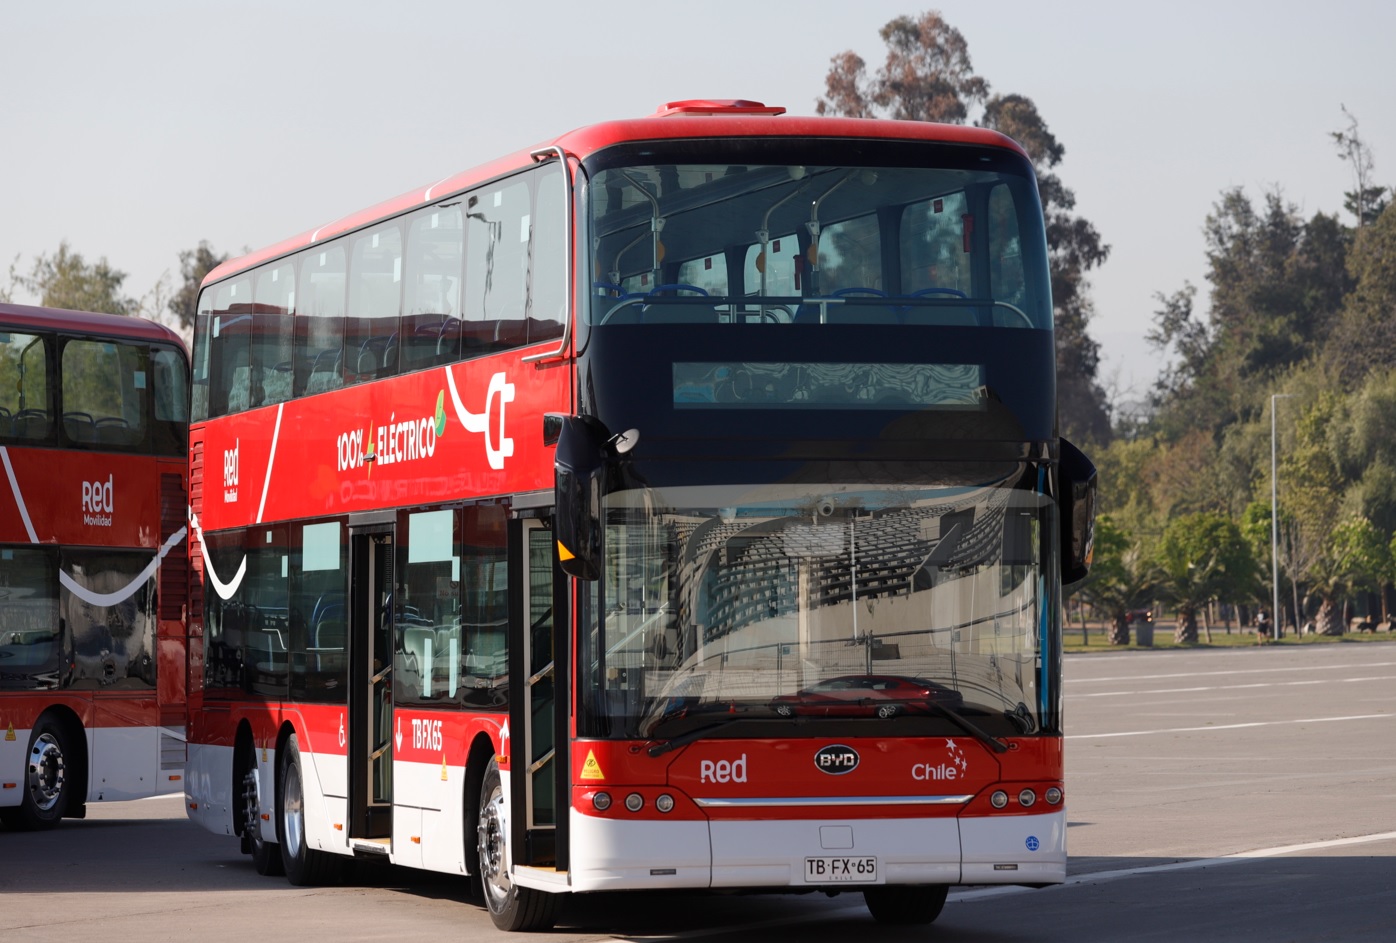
[0,303,190,829]
[185,100,1095,930]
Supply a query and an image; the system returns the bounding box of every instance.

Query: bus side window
[203,276,253,418]
[346,224,404,385]
[61,339,144,448]
[529,164,566,345]
[252,262,296,406]
[295,244,347,396]
[402,204,464,371]
[463,178,531,355]
[0,331,53,441]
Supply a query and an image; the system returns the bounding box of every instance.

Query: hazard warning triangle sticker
[580,749,605,781]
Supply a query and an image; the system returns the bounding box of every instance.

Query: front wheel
[476,760,559,931]
[1,715,73,830]
[863,884,949,925]
[276,733,340,885]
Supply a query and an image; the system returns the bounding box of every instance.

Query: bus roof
[0,302,187,353]
[204,102,1028,288]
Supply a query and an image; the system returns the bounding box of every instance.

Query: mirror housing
[1059,437,1097,586]
[552,415,610,581]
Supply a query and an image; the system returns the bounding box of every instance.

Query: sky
[4,0,1394,405]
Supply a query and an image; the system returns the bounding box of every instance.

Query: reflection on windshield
[588,475,1048,740]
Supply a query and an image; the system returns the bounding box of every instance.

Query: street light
[1271,393,1296,638]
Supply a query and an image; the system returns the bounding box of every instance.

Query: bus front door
[348,526,394,843]
[508,517,569,873]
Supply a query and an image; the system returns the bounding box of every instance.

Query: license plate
[805,856,878,883]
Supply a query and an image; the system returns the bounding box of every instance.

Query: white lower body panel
[568,810,1064,893]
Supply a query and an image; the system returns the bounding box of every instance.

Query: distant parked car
[771,675,963,719]
[1126,609,1153,626]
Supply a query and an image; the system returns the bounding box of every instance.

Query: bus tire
[476,759,559,931]
[863,884,949,925]
[1,714,73,830]
[276,733,339,885]
[239,739,283,876]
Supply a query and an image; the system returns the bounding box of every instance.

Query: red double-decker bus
[0,303,190,829]
[184,99,1095,930]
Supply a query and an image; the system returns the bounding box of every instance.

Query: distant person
[1256,609,1271,641]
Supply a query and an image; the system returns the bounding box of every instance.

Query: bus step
[350,838,392,857]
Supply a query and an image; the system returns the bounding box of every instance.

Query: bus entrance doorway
[349,527,394,842]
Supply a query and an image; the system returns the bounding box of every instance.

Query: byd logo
[81,474,114,513]
[814,744,860,775]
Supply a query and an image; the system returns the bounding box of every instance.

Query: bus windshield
[586,155,1050,332]
[584,470,1050,742]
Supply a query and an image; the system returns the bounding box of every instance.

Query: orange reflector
[411,836,421,844]
[2,783,16,789]
[189,803,198,810]
[261,813,270,821]
[334,823,343,831]
[168,774,182,781]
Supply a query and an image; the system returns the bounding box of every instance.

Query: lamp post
[1271,393,1295,638]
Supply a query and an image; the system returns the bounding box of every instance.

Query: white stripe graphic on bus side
[2,445,188,607]
[256,403,284,524]
[0,445,40,542]
[58,525,188,607]
[190,404,283,601]
[188,507,247,600]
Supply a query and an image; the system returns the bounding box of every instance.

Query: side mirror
[551,415,609,581]
[1059,437,1097,585]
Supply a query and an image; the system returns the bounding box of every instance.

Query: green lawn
[1063,622,1396,653]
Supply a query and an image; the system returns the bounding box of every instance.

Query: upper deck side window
[192,161,567,422]
[1,325,186,455]
[0,329,52,441]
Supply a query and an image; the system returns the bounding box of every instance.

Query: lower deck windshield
[582,474,1053,742]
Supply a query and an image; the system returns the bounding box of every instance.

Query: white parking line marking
[1066,713,1392,740]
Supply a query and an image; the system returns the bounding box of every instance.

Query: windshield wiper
[922,700,1010,754]
[646,719,771,757]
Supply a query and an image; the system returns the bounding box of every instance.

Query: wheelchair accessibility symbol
[1025,836,1040,852]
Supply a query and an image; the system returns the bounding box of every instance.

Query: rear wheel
[863,884,949,925]
[276,733,340,885]
[476,760,559,931]
[1,715,72,830]
[239,740,283,876]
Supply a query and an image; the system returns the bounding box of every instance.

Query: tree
[1309,515,1389,635]
[1331,105,1389,229]
[816,9,1112,446]
[1155,512,1259,643]
[9,241,136,315]
[816,12,987,123]
[1073,516,1155,645]
[1327,204,1396,385]
[169,241,228,334]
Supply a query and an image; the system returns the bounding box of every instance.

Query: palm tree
[1073,517,1155,645]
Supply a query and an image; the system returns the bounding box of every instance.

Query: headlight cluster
[591,791,676,814]
[989,786,1063,809]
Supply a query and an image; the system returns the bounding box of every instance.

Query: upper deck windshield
[581,467,1054,744]
[585,143,1050,335]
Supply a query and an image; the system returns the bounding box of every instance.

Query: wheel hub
[477,791,512,903]
[27,733,65,812]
